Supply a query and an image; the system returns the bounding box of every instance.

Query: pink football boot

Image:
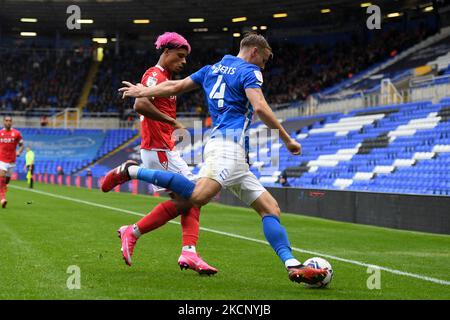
[178,251,218,276]
[117,225,138,266]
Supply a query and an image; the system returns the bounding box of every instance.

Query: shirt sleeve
[140,69,163,103]
[141,69,162,88]
[189,65,210,86]
[241,67,264,89]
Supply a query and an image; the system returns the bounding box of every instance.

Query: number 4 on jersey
[209,75,226,108]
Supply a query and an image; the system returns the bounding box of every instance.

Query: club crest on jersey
[146,77,158,87]
[254,70,263,85]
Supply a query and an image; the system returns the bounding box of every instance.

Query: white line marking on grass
[11,185,450,286]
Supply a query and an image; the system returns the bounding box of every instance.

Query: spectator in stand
[0,47,91,112]
[0,25,434,116]
[204,116,212,129]
[277,170,291,187]
[40,115,49,127]
[57,165,64,176]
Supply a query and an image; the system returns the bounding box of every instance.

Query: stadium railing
[0,108,61,117]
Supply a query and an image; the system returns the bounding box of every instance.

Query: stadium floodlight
[233,33,241,37]
[252,26,258,30]
[273,13,288,18]
[423,6,434,12]
[111,38,117,42]
[20,32,37,37]
[77,19,94,24]
[189,18,205,23]
[232,17,247,23]
[20,18,38,23]
[387,12,402,18]
[260,25,267,30]
[321,8,331,14]
[193,28,208,32]
[133,19,150,24]
[360,2,372,8]
[92,37,108,44]
[222,27,229,31]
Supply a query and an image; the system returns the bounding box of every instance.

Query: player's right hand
[172,120,186,130]
[172,120,186,144]
[286,139,302,155]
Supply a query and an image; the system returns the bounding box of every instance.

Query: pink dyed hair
[155,32,191,54]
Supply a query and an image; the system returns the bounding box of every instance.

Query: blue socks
[262,215,296,265]
[136,167,195,199]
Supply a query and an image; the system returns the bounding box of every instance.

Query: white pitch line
[11,185,450,286]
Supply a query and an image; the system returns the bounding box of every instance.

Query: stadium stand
[92,25,435,112]
[0,47,91,113]
[2,23,432,119]
[83,137,141,177]
[249,99,450,196]
[265,25,434,104]
[1,8,447,199]
[14,128,137,175]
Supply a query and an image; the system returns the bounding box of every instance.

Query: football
[303,257,333,288]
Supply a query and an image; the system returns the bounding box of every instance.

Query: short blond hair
[240,32,272,55]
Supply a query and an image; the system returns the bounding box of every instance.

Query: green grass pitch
[0,180,449,300]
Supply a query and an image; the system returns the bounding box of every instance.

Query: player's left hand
[118,81,145,98]
[286,139,302,155]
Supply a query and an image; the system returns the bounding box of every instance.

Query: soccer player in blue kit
[107,33,327,285]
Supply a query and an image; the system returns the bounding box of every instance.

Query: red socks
[136,200,180,234]
[181,206,200,247]
[135,200,201,247]
[0,176,6,200]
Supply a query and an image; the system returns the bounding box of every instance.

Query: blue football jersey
[190,55,263,147]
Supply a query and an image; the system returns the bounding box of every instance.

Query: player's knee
[270,202,281,217]
[256,202,281,218]
[190,192,209,207]
[265,200,281,217]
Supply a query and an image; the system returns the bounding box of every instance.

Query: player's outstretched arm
[119,77,199,99]
[134,98,185,129]
[245,88,301,155]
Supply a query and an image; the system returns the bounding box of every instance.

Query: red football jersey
[139,65,177,151]
[0,128,23,163]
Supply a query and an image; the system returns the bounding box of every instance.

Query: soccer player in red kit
[0,116,24,208]
[111,32,218,274]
